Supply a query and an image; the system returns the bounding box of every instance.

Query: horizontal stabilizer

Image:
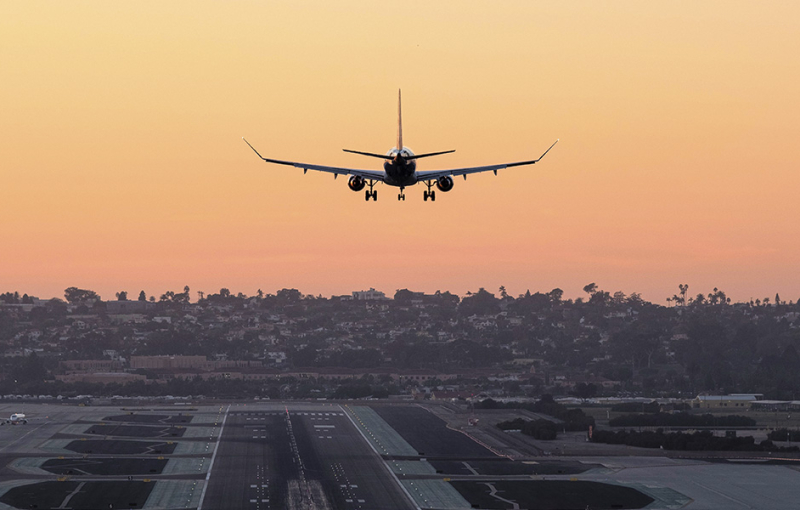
[406,150,455,160]
[342,149,394,160]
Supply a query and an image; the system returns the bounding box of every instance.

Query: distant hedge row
[609,412,755,428]
[592,429,798,452]
[610,402,661,413]
[609,402,691,413]
[477,397,594,431]
[496,418,559,440]
[767,429,800,442]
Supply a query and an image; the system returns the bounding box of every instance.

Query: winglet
[242,137,265,160]
[537,139,559,162]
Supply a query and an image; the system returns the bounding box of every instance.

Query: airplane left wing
[415,139,558,182]
[243,138,386,182]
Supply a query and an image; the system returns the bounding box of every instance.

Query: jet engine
[348,175,366,192]
[436,176,454,192]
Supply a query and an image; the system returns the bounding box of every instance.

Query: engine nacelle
[348,175,366,192]
[436,176,454,192]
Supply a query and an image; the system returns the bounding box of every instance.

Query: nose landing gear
[397,186,406,201]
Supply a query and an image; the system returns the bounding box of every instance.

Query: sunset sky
[2,1,799,303]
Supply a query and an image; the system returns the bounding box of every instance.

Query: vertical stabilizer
[397,89,403,150]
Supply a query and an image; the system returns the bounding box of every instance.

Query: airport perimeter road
[201,404,415,510]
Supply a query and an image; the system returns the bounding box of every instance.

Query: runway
[201,404,415,510]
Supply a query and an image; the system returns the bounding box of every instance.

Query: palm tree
[678,284,689,306]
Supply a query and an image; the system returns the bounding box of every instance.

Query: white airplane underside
[243,91,558,201]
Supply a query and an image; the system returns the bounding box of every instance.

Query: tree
[138,291,147,301]
[115,291,128,301]
[11,352,48,384]
[197,291,205,301]
[677,283,689,306]
[64,287,100,304]
[277,288,302,303]
[499,286,509,299]
[0,293,19,304]
[583,283,598,296]
[572,382,597,401]
[459,288,500,315]
[549,288,563,303]
[394,289,416,302]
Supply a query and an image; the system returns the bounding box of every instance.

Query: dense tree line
[476,397,595,431]
[767,429,800,442]
[610,402,662,413]
[609,412,756,428]
[592,429,799,452]
[496,418,559,440]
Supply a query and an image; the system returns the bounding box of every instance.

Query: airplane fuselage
[382,148,417,187]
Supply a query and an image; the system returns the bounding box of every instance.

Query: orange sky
[2,1,799,303]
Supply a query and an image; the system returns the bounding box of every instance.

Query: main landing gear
[423,181,436,201]
[364,180,377,201]
[397,186,406,201]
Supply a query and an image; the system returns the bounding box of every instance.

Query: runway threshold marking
[196,404,230,510]
[339,404,421,510]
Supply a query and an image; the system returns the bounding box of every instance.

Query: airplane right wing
[243,138,386,182]
[415,139,558,182]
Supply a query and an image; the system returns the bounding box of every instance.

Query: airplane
[243,90,558,202]
[3,413,27,425]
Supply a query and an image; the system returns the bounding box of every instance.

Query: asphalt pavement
[201,406,415,510]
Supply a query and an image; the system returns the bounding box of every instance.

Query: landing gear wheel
[365,190,370,201]
[430,191,436,202]
[423,191,428,201]
[372,191,377,201]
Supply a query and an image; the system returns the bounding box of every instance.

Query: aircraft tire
[431,191,436,201]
